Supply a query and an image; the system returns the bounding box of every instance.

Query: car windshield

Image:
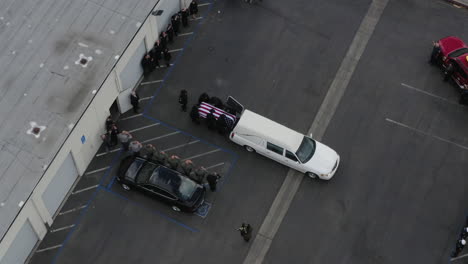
[148,167,198,201]
[136,162,158,184]
[448,48,468,58]
[295,136,316,163]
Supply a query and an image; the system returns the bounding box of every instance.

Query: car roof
[439,36,468,55]
[235,110,304,151]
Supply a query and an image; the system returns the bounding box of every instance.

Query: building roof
[235,110,304,152]
[0,0,158,241]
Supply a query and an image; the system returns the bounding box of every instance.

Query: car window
[448,48,468,58]
[144,184,176,200]
[136,162,157,184]
[454,61,468,79]
[286,150,299,162]
[295,137,316,163]
[267,142,284,155]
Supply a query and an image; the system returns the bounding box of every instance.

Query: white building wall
[0,0,180,262]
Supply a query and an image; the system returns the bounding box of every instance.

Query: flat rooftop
[0,0,158,240]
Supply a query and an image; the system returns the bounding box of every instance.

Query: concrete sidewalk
[446,0,468,8]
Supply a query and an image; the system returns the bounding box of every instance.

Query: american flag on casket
[198,102,236,127]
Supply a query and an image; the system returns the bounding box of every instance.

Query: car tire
[306,172,318,179]
[244,145,255,153]
[122,183,131,191]
[172,206,181,212]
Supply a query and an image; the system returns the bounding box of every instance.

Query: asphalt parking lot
[29,0,468,263]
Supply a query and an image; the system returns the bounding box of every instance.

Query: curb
[445,0,468,8]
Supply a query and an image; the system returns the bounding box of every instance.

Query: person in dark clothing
[168,155,181,170]
[189,166,207,184]
[179,90,188,112]
[206,172,221,192]
[105,116,114,131]
[153,151,169,166]
[141,53,154,77]
[452,239,466,258]
[166,24,174,43]
[180,8,189,27]
[190,105,200,124]
[209,96,224,109]
[198,93,210,104]
[180,160,194,176]
[109,125,120,146]
[130,91,140,113]
[160,32,168,50]
[189,0,199,19]
[171,14,180,36]
[238,223,252,242]
[444,63,454,82]
[150,48,161,68]
[429,41,441,65]
[101,133,112,153]
[206,109,217,130]
[163,48,171,67]
[216,114,229,134]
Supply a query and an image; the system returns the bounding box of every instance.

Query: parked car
[437,36,468,90]
[117,156,206,212]
[229,109,340,180]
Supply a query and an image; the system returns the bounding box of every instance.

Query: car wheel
[172,206,181,212]
[121,183,130,191]
[306,172,318,179]
[244,145,255,152]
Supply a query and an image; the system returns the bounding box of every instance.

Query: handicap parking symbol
[195,202,211,218]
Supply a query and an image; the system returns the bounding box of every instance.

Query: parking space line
[120,113,143,120]
[178,32,194,36]
[140,96,153,101]
[158,64,174,68]
[141,80,163,85]
[96,148,120,157]
[183,149,221,161]
[58,205,87,216]
[129,123,160,133]
[161,139,199,152]
[205,162,224,170]
[189,17,203,21]
[199,2,211,6]
[401,83,459,105]
[451,253,468,261]
[72,185,99,195]
[50,225,75,233]
[385,118,468,151]
[36,244,62,253]
[169,48,183,53]
[141,131,180,144]
[84,166,110,175]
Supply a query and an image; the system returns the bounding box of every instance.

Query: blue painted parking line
[102,187,199,232]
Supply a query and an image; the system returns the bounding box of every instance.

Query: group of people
[189,92,235,135]
[141,1,199,77]
[101,114,221,192]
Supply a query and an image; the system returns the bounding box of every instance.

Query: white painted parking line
[198,2,211,6]
[141,80,163,85]
[36,244,62,253]
[96,148,120,157]
[142,131,181,144]
[85,166,109,175]
[451,253,468,261]
[58,205,87,216]
[183,149,221,161]
[385,118,468,151]
[178,32,194,36]
[158,64,174,68]
[205,162,224,170]
[169,48,183,53]
[72,185,99,195]
[50,224,75,233]
[189,17,203,21]
[140,96,153,101]
[162,140,199,152]
[120,113,143,120]
[401,83,458,105]
[129,123,160,133]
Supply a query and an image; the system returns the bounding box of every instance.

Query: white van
[229,109,340,180]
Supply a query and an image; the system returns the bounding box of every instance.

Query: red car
[437,36,468,90]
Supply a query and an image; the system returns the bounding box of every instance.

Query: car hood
[304,141,338,174]
[439,36,467,56]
